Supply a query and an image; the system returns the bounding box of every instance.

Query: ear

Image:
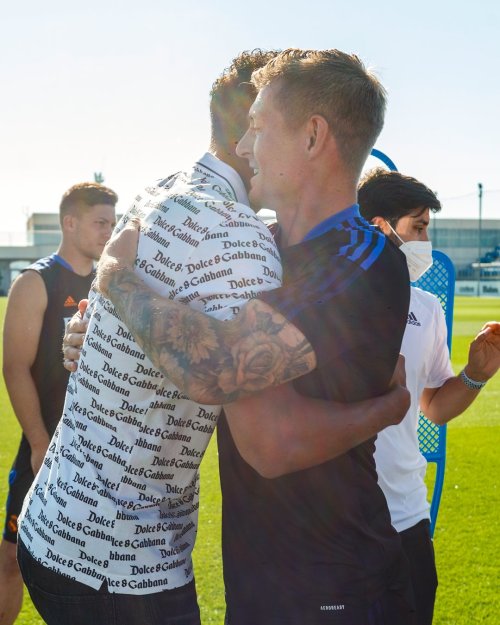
[371,216,391,236]
[305,115,330,156]
[62,213,77,233]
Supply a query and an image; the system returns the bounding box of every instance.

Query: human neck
[210,144,245,181]
[56,243,94,276]
[276,183,357,247]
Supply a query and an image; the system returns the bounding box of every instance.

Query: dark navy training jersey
[218,205,410,623]
[24,254,94,432]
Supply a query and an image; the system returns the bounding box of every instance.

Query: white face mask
[386,222,433,282]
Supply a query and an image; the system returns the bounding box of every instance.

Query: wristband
[459,369,487,391]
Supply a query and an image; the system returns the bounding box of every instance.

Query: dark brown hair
[59,182,118,225]
[358,168,441,226]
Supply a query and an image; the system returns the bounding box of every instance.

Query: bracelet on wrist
[459,369,487,391]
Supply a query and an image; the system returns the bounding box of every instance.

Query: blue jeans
[18,540,201,625]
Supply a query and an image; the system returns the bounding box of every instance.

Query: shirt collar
[303,204,360,241]
[197,152,250,206]
[52,253,74,272]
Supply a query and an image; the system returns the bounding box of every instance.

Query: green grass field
[0,296,499,624]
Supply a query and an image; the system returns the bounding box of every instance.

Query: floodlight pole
[478,182,483,297]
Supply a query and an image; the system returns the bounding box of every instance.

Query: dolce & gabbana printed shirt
[18,153,282,594]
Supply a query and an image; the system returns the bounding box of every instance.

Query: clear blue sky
[1,0,499,234]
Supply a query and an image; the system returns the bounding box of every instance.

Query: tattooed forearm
[106,268,316,404]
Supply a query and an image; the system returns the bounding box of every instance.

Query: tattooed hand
[94,217,316,404]
[103,267,316,404]
[95,217,141,298]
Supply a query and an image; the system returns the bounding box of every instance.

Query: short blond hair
[251,48,387,178]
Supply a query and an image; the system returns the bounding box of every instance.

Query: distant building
[430,217,500,297]
[26,213,62,247]
[0,213,498,296]
[430,218,499,277]
[0,214,62,294]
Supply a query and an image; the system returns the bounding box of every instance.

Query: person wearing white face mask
[358,168,500,625]
[384,223,434,283]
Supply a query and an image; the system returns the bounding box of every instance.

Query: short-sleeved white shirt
[18,153,282,594]
[374,286,454,532]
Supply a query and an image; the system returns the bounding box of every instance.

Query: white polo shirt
[18,153,282,594]
[374,286,454,532]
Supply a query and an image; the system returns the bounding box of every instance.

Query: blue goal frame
[412,250,456,536]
